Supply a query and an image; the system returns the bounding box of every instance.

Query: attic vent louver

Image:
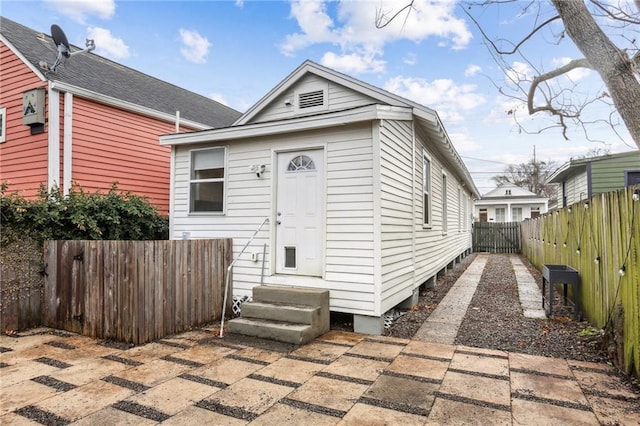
[298,90,324,109]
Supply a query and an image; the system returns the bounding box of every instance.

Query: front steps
[227,286,330,345]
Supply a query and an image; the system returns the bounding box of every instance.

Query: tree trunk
[551,0,640,149]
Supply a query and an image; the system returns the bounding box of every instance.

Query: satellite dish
[43,24,95,72]
[51,25,71,58]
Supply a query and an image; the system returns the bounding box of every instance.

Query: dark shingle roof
[1,16,241,128]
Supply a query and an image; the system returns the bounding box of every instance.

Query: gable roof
[236,60,435,126]
[0,16,241,129]
[547,150,639,183]
[480,183,542,199]
[164,60,479,198]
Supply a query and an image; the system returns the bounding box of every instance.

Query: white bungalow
[160,61,480,334]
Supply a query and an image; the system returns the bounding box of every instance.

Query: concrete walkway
[510,256,547,319]
[414,254,488,344]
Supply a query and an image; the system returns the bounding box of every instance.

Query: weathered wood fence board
[43,239,232,344]
[521,186,639,377]
[0,240,43,332]
[473,221,521,253]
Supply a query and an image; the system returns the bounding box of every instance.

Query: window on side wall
[189,147,225,213]
[0,107,6,143]
[512,207,523,222]
[422,154,431,227]
[442,173,448,233]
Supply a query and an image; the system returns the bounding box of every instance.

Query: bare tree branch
[462,7,561,55]
[527,58,593,115]
[375,1,415,29]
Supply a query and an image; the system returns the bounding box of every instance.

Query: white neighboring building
[474,183,548,222]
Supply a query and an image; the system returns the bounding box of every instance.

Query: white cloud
[465,64,481,77]
[209,93,229,106]
[506,61,532,84]
[280,0,471,73]
[552,57,591,81]
[403,52,417,65]
[447,131,481,152]
[86,26,129,59]
[179,29,211,64]
[384,76,486,122]
[235,0,244,8]
[321,51,386,74]
[44,0,115,23]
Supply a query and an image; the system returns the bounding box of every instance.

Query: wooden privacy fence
[521,186,639,377]
[44,239,232,345]
[473,221,521,253]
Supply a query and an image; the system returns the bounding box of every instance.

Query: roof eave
[50,81,211,131]
[161,104,413,146]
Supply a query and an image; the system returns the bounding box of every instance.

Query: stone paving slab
[1,258,638,425]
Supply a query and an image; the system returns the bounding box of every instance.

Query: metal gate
[472,221,521,253]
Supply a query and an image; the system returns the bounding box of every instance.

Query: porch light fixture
[563,242,567,247]
[618,265,626,276]
[633,189,640,201]
[576,247,580,254]
[594,256,600,264]
[584,201,589,209]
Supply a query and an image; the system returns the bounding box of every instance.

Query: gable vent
[298,90,324,109]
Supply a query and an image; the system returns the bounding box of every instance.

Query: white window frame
[442,172,448,234]
[512,207,523,222]
[495,207,506,222]
[422,153,432,227]
[0,107,6,143]
[188,146,227,214]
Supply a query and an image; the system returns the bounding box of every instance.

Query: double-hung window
[0,107,6,143]
[422,155,431,226]
[189,147,225,213]
[442,173,448,233]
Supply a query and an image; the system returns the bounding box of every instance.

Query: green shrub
[1,182,169,246]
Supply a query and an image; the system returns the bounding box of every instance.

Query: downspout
[586,162,592,197]
[63,92,73,195]
[47,84,60,191]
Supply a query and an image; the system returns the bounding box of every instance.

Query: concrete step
[240,301,320,325]
[253,286,329,308]
[227,317,316,345]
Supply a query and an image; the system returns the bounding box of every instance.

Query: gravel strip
[226,354,270,365]
[178,373,228,389]
[0,346,13,353]
[434,392,511,412]
[247,373,301,388]
[45,341,77,350]
[280,398,347,418]
[195,399,258,421]
[112,401,170,422]
[357,396,430,417]
[15,406,69,425]
[342,352,394,363]
[315,371,374,386]
[157,340,190,349]
[0,362,9,368]
[33,357,71,369]
[446,368,509,381]
[102,354,143,367]
[160,355,204,368]
[31,375,77,392]
[509,367,574,380]
[511,391,591,412]
[285,354,332,365]
[102,375,150,393]
[380,370,442,385]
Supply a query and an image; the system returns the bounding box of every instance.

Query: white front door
[276,149,324,276]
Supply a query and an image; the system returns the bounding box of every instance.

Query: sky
[2,0,638,194]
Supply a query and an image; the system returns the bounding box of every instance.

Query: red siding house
[0,17,241,214]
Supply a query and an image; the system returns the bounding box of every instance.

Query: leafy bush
[1,183,169,246]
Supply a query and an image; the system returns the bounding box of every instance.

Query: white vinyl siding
[413,134,473,290]
[251,74,378,123]
[378,120,415,311]
[171,122,377,315]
